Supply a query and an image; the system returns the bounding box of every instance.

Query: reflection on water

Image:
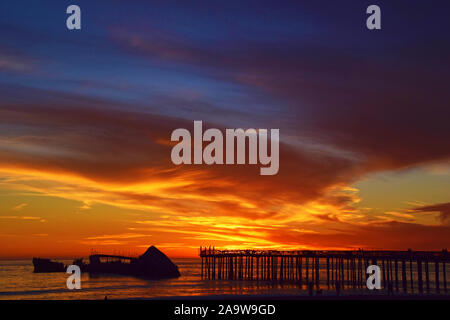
[0,258,448,299]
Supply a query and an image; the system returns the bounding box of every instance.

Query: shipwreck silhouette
[32,245,180,279]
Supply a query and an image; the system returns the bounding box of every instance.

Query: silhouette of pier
[199,247,449,294]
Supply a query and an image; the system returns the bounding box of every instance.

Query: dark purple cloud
[413,203,450,225]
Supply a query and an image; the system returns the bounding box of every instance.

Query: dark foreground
[1,298,448,320]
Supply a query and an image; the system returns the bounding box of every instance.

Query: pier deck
[199,247,449,294]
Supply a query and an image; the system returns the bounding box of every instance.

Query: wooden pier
[199,247,449,294]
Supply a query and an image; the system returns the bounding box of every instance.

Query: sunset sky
[0,1,449,258]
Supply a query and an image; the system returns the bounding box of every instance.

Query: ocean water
[0,258,448,299]
[0,258,304,299]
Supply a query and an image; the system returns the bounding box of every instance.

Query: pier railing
[199,247,449,294]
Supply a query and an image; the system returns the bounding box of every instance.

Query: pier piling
[199,247,449,294]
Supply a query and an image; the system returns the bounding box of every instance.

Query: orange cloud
[0,88,449,258]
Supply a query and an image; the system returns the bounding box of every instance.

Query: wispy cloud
[84,233,150,240]
[0,54,33,73]
[12,203,27,211]
[0,215,44,222]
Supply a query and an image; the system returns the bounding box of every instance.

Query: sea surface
[0,258,447,299]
